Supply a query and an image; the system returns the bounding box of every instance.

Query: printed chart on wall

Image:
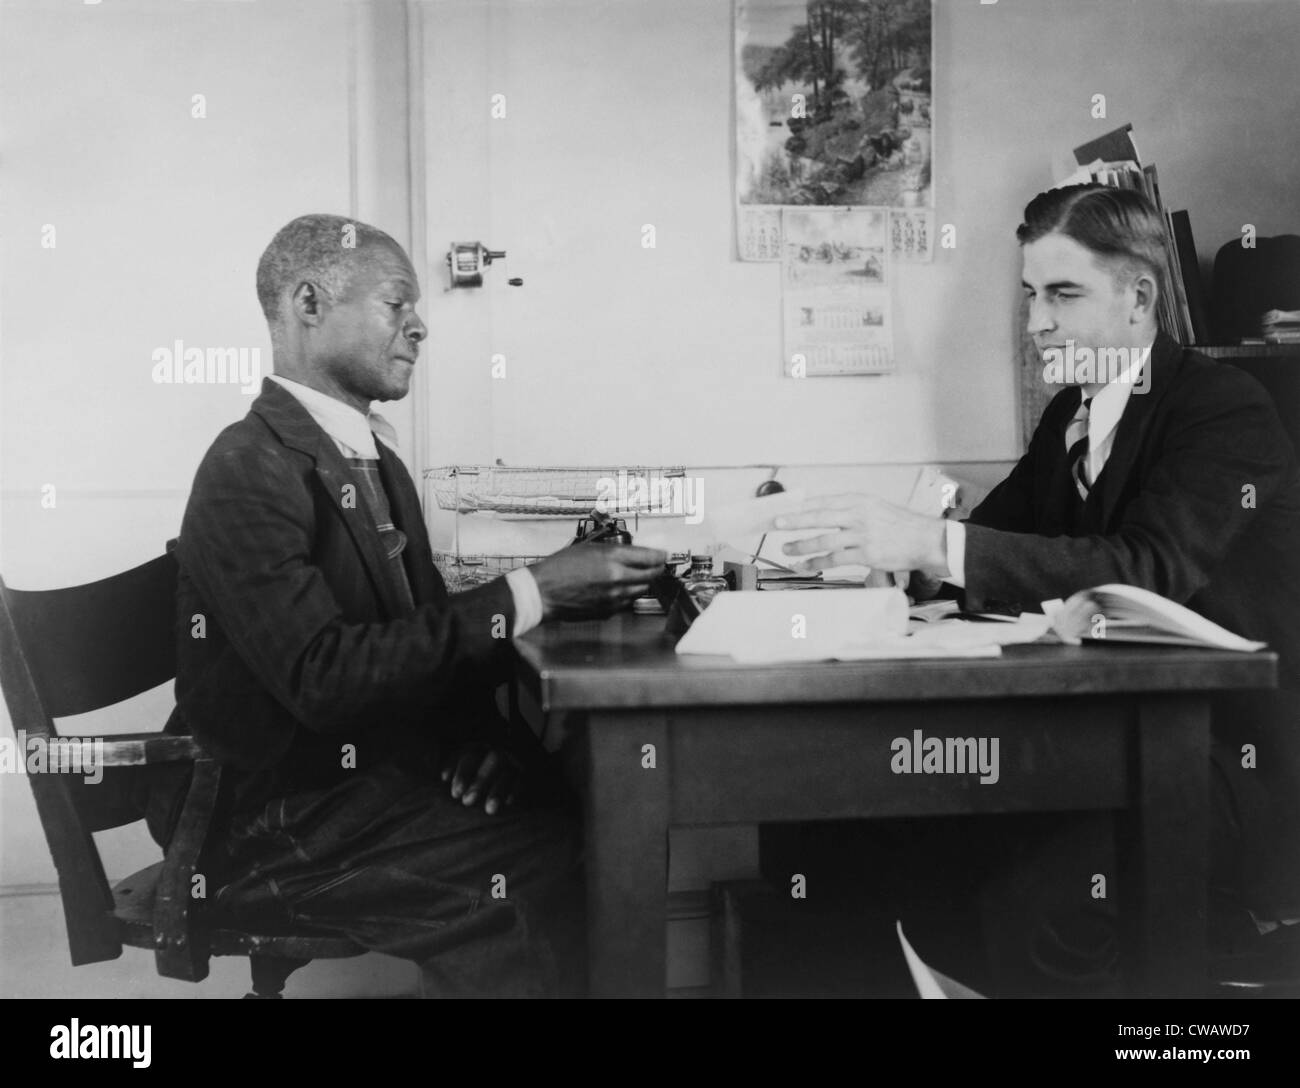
[782,207,893,375]
[734,0,935,275]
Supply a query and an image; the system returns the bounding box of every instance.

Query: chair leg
[244,955,309,998]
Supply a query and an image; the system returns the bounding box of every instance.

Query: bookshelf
[1199,344,1300,455]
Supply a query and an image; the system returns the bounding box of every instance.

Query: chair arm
[153,757,223,982]
[70,733,204,767]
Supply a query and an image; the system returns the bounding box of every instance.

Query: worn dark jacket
[163,379,516,812]
[964,331,1300,691]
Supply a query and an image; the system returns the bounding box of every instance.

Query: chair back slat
[0,575,123,963]
[1,554,177,719]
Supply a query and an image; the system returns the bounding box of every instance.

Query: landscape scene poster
[736,0,934,260]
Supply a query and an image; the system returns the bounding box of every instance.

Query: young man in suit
[154,214,667,997]
[770,184,1300,986]
[780,186,1300,687]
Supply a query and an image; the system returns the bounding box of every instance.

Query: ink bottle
[682,555,727,609]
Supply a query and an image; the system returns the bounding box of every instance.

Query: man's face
[310,240,427,406]
[1021,232,1141,370]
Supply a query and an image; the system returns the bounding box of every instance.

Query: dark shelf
[1196,344,1300,358]
[1197,347,1300,455]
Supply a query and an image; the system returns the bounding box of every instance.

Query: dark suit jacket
[962,331,1300,691]
[165,379,517,810]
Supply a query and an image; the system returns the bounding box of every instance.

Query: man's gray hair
[255,214,399,327]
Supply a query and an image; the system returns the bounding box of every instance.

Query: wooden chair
[0,549,365,997]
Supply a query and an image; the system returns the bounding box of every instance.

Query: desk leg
[1120,694,1210,997]
[584,711,670,997]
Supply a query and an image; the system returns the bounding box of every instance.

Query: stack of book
[1259,308,1300,343]
[1058,124,1210,345]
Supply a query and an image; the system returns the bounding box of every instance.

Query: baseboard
[0,882,59,899]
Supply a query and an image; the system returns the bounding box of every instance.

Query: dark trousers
[208,759,585,997]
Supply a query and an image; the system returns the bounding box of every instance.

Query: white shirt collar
[268,374,398,459]
[1084,336,1155,449]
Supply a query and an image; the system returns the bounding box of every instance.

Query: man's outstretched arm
[963,372,1295,610]
[772,371,1295,612]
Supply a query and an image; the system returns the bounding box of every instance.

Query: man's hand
[441,743,520,816]
[528,543,667,621]
[772,493,950,577]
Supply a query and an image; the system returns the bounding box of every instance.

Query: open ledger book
[1045,583,1267,652]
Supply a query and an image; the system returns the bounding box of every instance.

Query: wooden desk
[514,614,1277,997]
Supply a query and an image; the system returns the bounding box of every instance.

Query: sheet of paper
[708,488,807,545]
[897,922,986,999]
[675,588,909,659]
[706,489,872,581]
[905,613,1053,649]
[906,465,963,518]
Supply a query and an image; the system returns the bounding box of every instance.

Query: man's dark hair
[1017,184,1167,302]
[256,213,400,330]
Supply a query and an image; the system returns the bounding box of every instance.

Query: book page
[1049,584,1267,652]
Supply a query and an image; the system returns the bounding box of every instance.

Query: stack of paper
[675,589,1052,664]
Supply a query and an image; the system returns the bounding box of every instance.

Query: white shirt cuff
[505,566,544,637]
[943,519,967,589]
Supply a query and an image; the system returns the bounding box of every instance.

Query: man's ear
[290,281,325,327]
[1130,270,1159,325]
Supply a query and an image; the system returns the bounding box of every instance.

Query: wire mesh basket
[424,465,690,517]
[432,552,544,593]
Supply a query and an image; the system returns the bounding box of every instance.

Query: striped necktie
[1065,395,1093,500]
[345,444,415,614]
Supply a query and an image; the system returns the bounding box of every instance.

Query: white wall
[0,0,417,997]
[416,0,1300,471]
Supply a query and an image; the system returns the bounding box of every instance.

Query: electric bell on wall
[445,242,522,288]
